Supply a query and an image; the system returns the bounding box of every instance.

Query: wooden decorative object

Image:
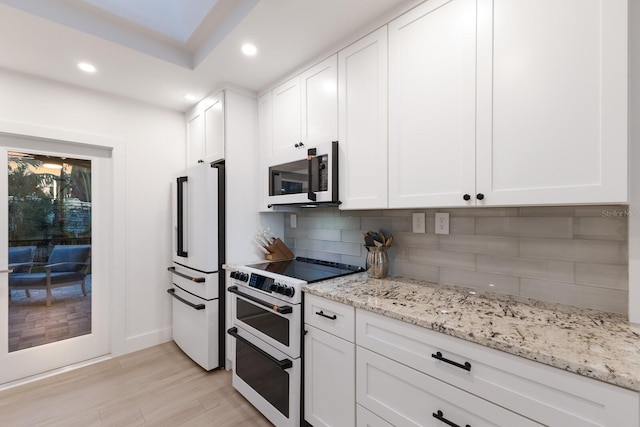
[265,238,295,261]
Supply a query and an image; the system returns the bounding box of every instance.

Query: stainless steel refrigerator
[167,161,225,370]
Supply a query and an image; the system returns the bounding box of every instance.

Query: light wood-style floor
[0,342,273,426]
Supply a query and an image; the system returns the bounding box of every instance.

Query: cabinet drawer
[357,405,393,427]
[357,346,540,427]
[305,294,355,341]
[356,308,639,427]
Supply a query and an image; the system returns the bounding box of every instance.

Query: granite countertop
[302,272,640,392]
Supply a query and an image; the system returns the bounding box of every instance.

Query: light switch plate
[290,214,297,229]
[435,212,449,234]
[412,213,425,233]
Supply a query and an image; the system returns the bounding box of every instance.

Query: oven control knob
[283,286,295,297]
[277,283,285,294]
[239,273,249,282]
[270,282,280,292]
[230,271,238,279]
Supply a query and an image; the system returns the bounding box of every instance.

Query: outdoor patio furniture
[9,245,91,306]
[8,246,36,299]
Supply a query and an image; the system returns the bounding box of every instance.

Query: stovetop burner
[245,257,364,284]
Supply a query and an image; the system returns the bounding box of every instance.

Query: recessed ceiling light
[241,43,257,56]
[77,62,97,73]
[183,94,197,101]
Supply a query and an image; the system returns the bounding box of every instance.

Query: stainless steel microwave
[267,141,338,207]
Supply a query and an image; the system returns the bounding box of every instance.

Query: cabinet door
[272,75,302,158]
[476,0,628,205]
[388,0,476,208]
[339,27,388,210]
[203,95,224,163]
[357,405,393,427]
[304,325,355,427]
[186,111,205,166]
[301,55,338,147]
[357,346,541,427]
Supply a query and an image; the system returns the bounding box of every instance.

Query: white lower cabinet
[357,346,539,427]
[356,308,640,427]
[356,405,392,427]
[304,295,640,427]
[304,294,355,427]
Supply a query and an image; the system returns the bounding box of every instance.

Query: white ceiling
[0,0,414,112]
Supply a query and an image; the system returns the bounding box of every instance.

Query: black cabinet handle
[476,193,485,200]
[315,310,337,320]
[463,194,471,201]
[227,286,293,314]
[432,410,470,427]
[167,267,206,283]
[431,351,471,371]
[167,288,205,310]
[227,327,293,370]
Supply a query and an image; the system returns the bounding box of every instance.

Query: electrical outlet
[435,212,449,235]
[290,214,297,229]
[412,213,425,233]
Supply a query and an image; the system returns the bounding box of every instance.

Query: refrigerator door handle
[167,266,206,283]
[176,176,188,257]
[167,288,205,310]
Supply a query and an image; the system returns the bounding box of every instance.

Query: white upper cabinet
[301,55,338,147]
[338,26,388,210]
[186,92,225,166]
[269,55,338,160]
[476,0,628,205]
[388,0,477,208]
[272,75,302,158]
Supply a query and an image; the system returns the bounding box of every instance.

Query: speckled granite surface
[302,272,640,392]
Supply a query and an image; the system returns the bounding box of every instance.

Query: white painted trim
[629,0,640,323]
[0,119,128,355]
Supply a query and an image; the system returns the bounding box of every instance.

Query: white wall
[0,68,185,354]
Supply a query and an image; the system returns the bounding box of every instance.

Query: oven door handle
[227,285,293,314]
[227,327,293,370]
[167,288,206,310]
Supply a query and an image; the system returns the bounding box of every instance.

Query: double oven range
[228,257,363,427]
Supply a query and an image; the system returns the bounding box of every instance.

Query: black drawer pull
[315,310,337,320]
[432,410,470,427]
[431,351,471,371]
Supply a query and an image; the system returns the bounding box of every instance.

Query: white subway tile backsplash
[391,259,439,282]
[449,217,475,234]
[476,217,573,238]
[297,215,361,230]
[439,235,518,255]
[575,263,628,290]
[408,248,476,271]
[285,205,628,313]
[295,238,362,256]
[439,268,520,295]
[573,217,628,241]
[477,254,574,282]
[520,278,627,314]
[393,232,438,249]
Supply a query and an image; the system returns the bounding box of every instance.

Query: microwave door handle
[176,176,188,257]
[307,148,317,201]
